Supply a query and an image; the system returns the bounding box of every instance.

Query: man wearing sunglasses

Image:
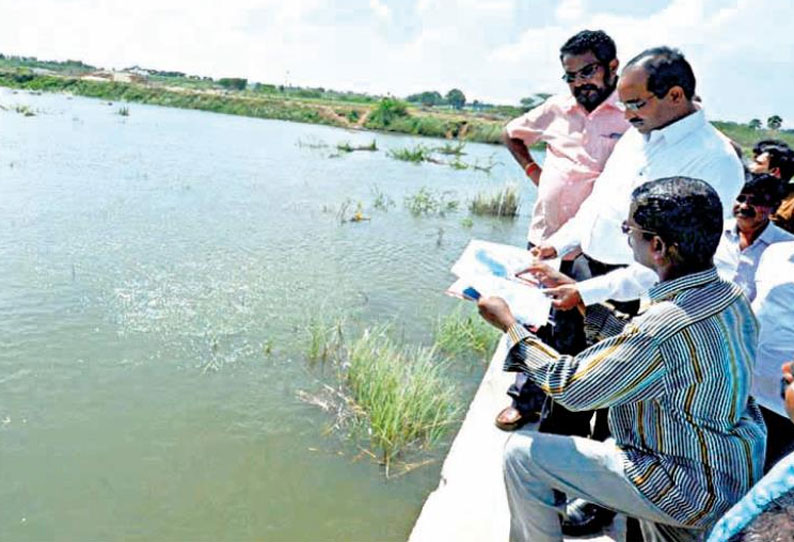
[497,30,629,439]
[713,173,792,302]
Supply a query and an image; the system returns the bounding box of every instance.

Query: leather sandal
[495,406,540,431]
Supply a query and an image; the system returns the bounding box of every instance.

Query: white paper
[446,239,559,327]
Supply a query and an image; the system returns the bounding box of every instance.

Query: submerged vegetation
[346,326,460,474]
[469,183,520,217]
[434,307,500,360]
[404,187,459,217]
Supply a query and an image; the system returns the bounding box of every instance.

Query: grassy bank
[2,69,791,151]
[0,70,506,144]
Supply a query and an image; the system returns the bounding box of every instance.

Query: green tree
[748,118,762,130]
[445,88,466,110]
[767,115,783,130]
[519,93,552,112]
[406,90,443,107]
[217,77,248,91]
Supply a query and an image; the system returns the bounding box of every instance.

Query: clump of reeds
[371,185,395,210]
[434,141,467,156]
[469,182,520,217]
[404,187,459,217]
[306,315,345,363]
[337,139,378,153]
[296,137,329,149]
[13,104,35,117]
[117,106,130,116]
[388,144,431,163]
[434,307,499,359]
[346,326,460,474]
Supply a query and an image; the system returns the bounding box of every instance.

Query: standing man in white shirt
[529,46,744,311]
[750,241,794,470]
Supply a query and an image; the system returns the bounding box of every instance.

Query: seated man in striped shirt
[477,176,766,542]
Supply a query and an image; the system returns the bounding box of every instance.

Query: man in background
[749,139,794,233]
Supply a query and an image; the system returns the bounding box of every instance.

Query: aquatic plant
[337,139,377,153]
[370,185,395,210]
[296,137,329,149]
[404,187,459,217]
[336,141,354,153]
[117,106,129,116]
[434,307,499,360]
[306,315,345,363]
[460,216,474,228]
[469,183,520,217]
[345,326,460,474]
[388,144,431,163]
[13,104,35,116]
[434,141,467,156]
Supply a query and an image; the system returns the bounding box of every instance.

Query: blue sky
[1,0,792,125]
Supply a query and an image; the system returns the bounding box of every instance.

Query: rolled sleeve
[578,264,658,306]
[504,102,554,148]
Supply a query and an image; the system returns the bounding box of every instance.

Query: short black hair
[741,173,787,209]
[625,46,696,100]
[631,176,723,268]
[559,30,617,65]
[753,139,794,181]
[727,489,794,542]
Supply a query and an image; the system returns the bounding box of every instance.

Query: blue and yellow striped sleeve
[503,321,666,411]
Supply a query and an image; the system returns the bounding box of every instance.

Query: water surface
[0,89,539,540]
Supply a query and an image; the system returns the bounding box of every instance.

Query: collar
[646,109,706,146]
[648,267,719,302]
[562,88,621,116]
[726,218,777,248]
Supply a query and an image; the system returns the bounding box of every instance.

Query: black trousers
[507,249,638,441]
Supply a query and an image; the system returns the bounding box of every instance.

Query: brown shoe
[495,406,540,431]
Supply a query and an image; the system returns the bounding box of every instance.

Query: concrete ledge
[409,337,621,542]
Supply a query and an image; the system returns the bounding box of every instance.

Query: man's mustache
[736,207,756,218]
[574,85,598,96]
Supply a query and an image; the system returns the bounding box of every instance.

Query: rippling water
[0,89,540,540]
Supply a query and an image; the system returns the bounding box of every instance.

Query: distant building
[81,70,147,84]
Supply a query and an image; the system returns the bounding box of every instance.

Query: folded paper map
[446,239,561,328]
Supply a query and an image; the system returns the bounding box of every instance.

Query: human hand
[529,245,558,260]
[543,284,583,312]
[517,262,575,288]
[477,296,517,332]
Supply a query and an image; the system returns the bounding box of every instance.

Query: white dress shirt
[546,109,745,306]
[751,241,794,418]
[714,219,794,301]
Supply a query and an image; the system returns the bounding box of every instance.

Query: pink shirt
[505,91,628,246]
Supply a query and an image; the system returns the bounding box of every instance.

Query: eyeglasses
[736,193,774,207]
[617,93,657,112]
[621,220,657,237]
[561,62,601,83]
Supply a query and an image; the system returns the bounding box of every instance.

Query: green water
[0,88,538,540]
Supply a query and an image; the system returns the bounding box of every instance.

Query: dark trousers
[507,249,638,441]
[761,406,794,473]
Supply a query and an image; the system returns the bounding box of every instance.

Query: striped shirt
[504,267,766,528]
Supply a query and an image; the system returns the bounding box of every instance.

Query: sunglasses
[736,193,774,207]
[562,62,601,83]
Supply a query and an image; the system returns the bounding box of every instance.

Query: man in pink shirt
[498,30,629,437]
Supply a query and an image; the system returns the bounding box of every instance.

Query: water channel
[0,89,540,540]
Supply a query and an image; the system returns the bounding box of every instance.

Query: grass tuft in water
[434,141,467,156]
[404,187,459,217]
[371,185,395,210]
[13,104,35,116]
[469,182,520,217]
[345,326,460,474]
[388,144,431,163]
[306,315,346,363]
[434,307,499,360]
[117,106,130,116]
